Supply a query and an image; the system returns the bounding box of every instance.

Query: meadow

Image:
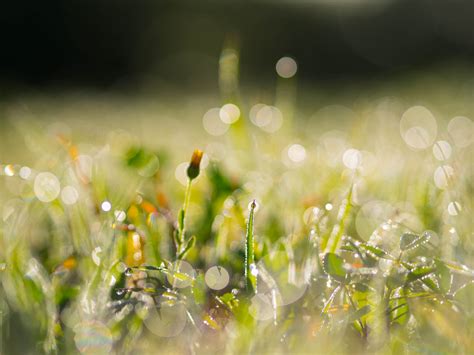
[0,55,473,354]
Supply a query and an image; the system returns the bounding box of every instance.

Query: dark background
[1,0,473,90]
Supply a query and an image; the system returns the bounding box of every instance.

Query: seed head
[187,149,203,180]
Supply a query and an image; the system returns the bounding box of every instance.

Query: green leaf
[358,243,392,259]
[192,274,207,305]
[178,235,196,260]
[347,305,371,323]
[434,259,452,293]
[351,282,370,292]
[406,266,435,281]
[323,253,346,282]
[322,285,341,314]
[400,232,430,251]
[178,209,185,233]
[218,293,239,311]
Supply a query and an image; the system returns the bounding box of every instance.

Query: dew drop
[116,288,126,296]
[101,200,112,212]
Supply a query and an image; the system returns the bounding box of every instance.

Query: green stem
[245,200,257,292]
[345,285,366,338]
[329,185,353,253]
[177,179,192,254]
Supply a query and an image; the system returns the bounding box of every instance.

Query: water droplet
[248,200,259,212]
[250,263,259,277]
[91,247,102,266]
[101,200,112,212]
[116,288,126,296]
[4,164,15,176]
[125,267,133,277]
[109,275,117,286]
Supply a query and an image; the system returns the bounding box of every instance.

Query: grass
[0,55,473,354]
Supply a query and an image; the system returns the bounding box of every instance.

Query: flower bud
[187,149,203,180]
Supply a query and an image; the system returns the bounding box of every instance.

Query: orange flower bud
[187,149,203,180]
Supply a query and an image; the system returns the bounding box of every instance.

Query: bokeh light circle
[276,57,297,78]
[203,108,229,136]
[143,303,187,337]
[249,294,274,321]
[61,186,79,205]
[432,141,452,161]
[356,200,394,241]
[433,165,454,189]
[448,116,473,147]
[258,251,307,307]
[34,172,61,202]
[167,260,196,288]
[219,104,240,124]
[343,148,362,169]
[205,266,230,290]
[400,106,437,149]
[74,320,113,354]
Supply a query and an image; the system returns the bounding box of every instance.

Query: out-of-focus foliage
[0,51,473,354]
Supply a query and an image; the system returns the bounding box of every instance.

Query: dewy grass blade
[245,199,258,292]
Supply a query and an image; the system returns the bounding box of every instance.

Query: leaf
[178,236,196,260]
[178,209,185,233]
[406,266,436,283]
[358,243,392,260]
[400,232,430,251]
[323,253,346,282]
[351,282,370,292]
[192,274,207,305]
[322,285,341,314]
[218,293,239,311]
[434,259,452,293]
[347,305,371,323]
[136,265,166,271]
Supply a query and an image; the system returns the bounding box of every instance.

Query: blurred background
[0,2,473,353]
[1,0,473,91]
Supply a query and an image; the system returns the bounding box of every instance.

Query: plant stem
[329,185,353,253]
[177,179,192,255]
[245,200,257,292]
